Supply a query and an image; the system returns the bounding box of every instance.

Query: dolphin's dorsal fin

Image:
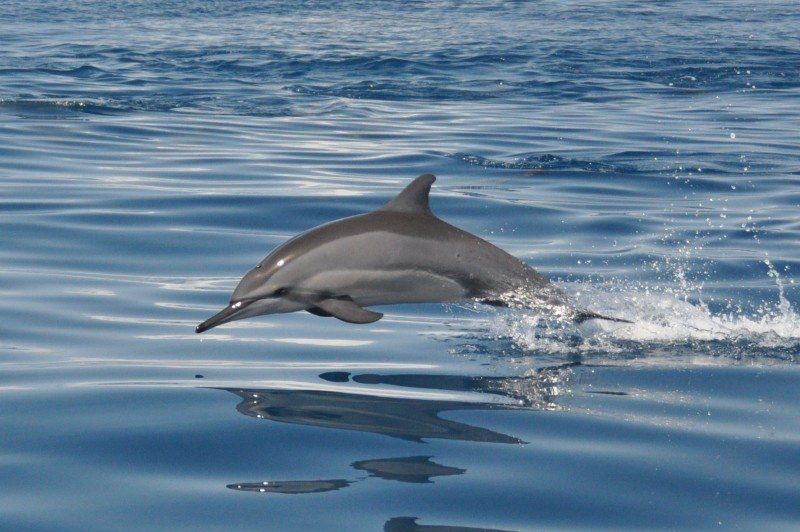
[379,174,436,214]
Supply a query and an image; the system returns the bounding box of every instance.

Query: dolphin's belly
[300,268,469,306]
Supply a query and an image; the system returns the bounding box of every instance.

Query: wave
[286,81,505,102]
[0,97,165,116]
[0,96,297,118]
[448,152,634,173]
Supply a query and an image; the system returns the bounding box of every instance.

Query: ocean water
[2,1,799,530]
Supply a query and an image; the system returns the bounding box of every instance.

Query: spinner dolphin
[196,174,629,333]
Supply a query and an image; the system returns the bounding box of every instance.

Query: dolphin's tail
[573,309,633,324]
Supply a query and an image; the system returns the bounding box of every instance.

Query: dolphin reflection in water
[224,385,523,444]
[197,174,630,333]
[384,516,513,532]
[351,456,465,484]
[222,365,578,525]
[222,364,573,445]
[228,456,464,496]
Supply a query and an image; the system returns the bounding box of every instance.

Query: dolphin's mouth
[196,299,255,333]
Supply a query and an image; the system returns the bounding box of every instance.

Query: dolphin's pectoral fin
[315,298,383,324]
[307,306,334,318]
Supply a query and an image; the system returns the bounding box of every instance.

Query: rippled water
[2,1,799,530]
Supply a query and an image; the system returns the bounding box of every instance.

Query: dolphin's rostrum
[196,174,629,333]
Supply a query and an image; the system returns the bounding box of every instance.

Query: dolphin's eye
[273,287,288,297]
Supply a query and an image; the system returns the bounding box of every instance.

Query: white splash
[488,262,800,358]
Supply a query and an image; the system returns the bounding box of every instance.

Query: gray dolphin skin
[196,174,629,333]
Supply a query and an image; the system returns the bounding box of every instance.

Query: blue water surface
[2,1,800,530]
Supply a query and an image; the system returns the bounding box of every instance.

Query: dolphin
[196,174,629,333]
